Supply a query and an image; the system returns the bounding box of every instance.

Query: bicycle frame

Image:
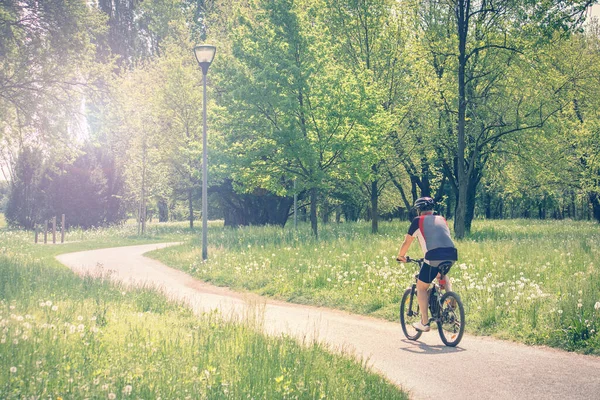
[403,257,451,323]
[398,255,465,346]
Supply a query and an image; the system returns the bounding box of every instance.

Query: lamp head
[194,45,216,75]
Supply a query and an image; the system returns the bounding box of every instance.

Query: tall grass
[154,219,600,354]
[0,227,407,398]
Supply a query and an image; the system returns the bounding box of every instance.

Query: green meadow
[2,217,599,399]
[0,222,407,399]
[152,219,600,354]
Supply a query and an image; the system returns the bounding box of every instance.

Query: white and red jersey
[407,214,457,265]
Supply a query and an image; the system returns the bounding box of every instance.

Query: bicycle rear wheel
[400,288,422,341]
[437,291,465,347]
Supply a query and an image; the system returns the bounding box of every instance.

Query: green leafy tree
[215,0,373,238]
[0,0,107,180]
[322,0,411,232]
[4,147,45,229]
[418,0,594,237]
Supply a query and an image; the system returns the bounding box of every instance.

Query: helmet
[413,197,435,211]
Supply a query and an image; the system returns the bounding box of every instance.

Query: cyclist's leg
[416,263,439,326]
[416,279,430,325]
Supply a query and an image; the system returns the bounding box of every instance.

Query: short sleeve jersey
[408,214,458,263]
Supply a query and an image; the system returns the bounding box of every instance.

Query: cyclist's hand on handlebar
[396,255,407,263]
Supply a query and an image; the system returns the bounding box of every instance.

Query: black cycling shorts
[418,262,443,284]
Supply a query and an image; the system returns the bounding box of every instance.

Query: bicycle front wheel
[437,291,465,347]
[400,288,422,341]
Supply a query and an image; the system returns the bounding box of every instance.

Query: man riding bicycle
[397,197,458,332]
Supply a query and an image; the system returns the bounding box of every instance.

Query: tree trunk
[310,187,318,239]
[188,189,194,230]
[158,198,168,222]
[484,191,492,219]
[590,192,600,223]
[140,141,147,236]
[371,178,379,234]
[322,196,330,224]
[465,176,478,233]
[453,0,469,239]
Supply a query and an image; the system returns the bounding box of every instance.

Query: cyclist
[396,197,458,332]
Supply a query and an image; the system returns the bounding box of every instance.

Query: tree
[1,0,107,181]
[214,0,372,238]
[105,64,171,234]
[322,0,412,233]
[4,147,45,229]
[419,0,594,237]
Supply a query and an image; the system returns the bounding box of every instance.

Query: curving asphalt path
[56,243,600,400]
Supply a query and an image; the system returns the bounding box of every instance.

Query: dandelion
[123,385,133,395]
[558,310,563,314]
[108,393,116,400]
[577,303,583,309]
[51,305,58,311]
[10,367,17,373]
[594,302,600,311]
[45,301,52,307]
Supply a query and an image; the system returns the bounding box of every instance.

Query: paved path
[57,243,600,400]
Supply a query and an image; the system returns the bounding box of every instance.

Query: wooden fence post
[52,216,56,244]
[61,214,65,243]
[44,220,48,244]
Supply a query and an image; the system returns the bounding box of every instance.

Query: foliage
[0,0,108,180]
[4,143,126,229]
[5,0,600,233]
[213,0,377,237]
[4,147,45,229]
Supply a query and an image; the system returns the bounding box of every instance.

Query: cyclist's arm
[397,234,414,262]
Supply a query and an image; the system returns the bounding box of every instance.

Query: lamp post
[194,44,216,261]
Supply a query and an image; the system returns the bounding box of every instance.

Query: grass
[0,223,408,399]
[151,219,600,354]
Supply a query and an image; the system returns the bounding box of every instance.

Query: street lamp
[194,45,216,261]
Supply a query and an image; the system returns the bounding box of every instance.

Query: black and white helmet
[413,197,435,211]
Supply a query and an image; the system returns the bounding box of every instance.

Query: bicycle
[398,256,465,347]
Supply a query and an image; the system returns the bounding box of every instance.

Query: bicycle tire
[437,291,465,347]
[400,288,422,341]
